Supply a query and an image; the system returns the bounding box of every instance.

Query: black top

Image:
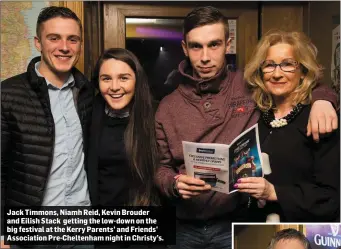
[258,105,340,221]
[87,95,132,207]
[98,114,130,206]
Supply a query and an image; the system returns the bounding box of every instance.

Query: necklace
[262,103,304,128]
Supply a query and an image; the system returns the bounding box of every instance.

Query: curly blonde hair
[244,30,323,111]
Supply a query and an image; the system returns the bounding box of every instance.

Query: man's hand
[307,100,338,142]
[235,177,277,201]
[175,175,211,199]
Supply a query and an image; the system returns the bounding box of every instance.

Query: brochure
[182,124,263,194]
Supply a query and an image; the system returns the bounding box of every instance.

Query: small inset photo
[233,223,341,249]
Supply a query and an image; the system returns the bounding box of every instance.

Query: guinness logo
[330,224,340,237]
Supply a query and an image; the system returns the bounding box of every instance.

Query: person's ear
[225,38,232,54]
[300,75,305,83]
[181,40,188,57]
[34,36,42,52]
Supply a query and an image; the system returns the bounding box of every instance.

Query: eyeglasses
[261,59,299,73]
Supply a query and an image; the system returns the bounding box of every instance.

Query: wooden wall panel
[276,224,304,232]
[261,2,304,34]
[276,224,299,231]
[84,1,103,79]
[309,1,340,86]
[59,1,85,73]
[234,225,276,249]
[238,9,259,69]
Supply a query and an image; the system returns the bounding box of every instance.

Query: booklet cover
[182,124,263,194]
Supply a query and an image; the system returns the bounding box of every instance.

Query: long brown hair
[92,48,159,206]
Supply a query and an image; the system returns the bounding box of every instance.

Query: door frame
[103,2,259,70]
[54,1,85,73]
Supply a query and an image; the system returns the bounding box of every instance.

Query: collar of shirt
[35,61,75,89]
[105,103,130,118]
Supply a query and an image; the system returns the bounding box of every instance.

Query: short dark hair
[36,6,82,38]
[268,229,312,249]
[183,6,229,41]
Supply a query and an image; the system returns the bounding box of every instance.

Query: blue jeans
[168,219,231,249]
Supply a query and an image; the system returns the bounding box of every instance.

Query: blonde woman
[236,30,340,221]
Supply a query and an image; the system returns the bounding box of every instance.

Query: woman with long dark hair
[87,48,159,208]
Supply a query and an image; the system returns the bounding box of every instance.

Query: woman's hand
[174,175,211,199]
[235,177,277,201]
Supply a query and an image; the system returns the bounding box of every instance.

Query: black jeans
[168,219,232,249]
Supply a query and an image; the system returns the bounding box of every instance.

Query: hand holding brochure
[182,124,263,194]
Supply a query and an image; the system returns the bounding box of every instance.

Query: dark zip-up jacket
[1,57,94,212]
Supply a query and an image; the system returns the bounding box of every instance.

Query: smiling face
[262,43,303,102]
[34,17,81,80]
[99,58,136,111]
[182,22,230,79]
